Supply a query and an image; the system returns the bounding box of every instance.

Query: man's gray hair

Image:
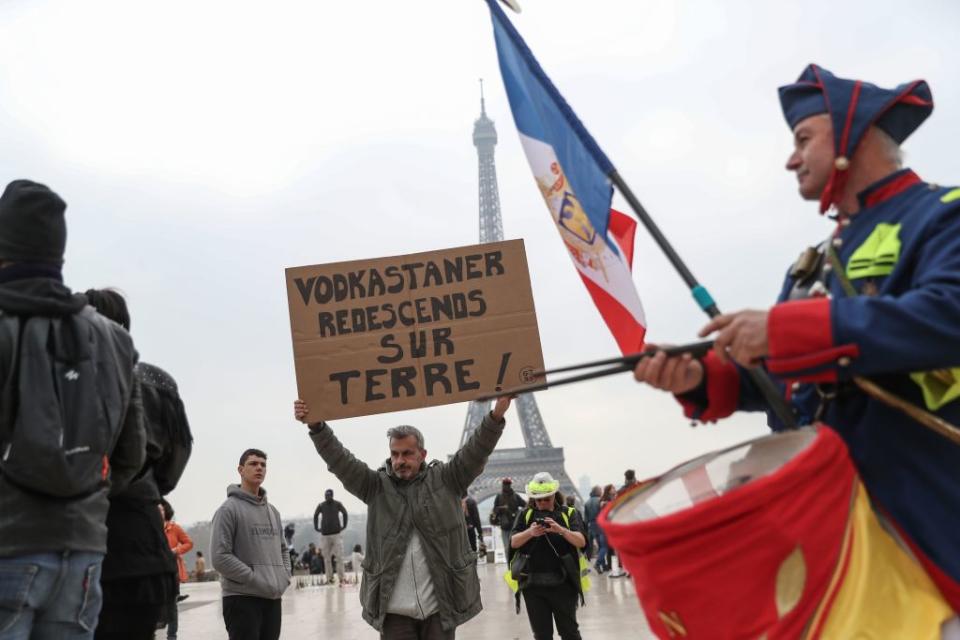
[386,425,425,449]
[875,127,904,167]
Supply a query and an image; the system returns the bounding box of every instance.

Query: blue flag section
[486,0,615,246]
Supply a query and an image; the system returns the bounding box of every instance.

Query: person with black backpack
[0,180,146,639]
[509,472,587,640]
[490,477,526,555]
[83,289,193,640]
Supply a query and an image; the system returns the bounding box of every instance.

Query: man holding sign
[294,395,512,639]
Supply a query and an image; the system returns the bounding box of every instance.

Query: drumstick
[476,340,714,400]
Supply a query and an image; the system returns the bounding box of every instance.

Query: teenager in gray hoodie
[211,448,290,640]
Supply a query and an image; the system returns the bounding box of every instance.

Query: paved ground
[167,563,655,639]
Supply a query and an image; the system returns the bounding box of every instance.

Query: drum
[599,425,954,639]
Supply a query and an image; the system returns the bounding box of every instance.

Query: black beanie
[0,180,67,264]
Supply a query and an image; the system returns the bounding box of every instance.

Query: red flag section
[576,209,645,355]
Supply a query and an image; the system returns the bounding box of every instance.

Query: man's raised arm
[295,399,380,504]
[442,395,512,496]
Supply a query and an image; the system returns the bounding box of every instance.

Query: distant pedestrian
[211,449,290,640]
[491,478,527,555]
[619,469,639,495]
[462,496,483,554]
[162,499,194,640]
[301,543,318,574]
[313,488,348,585]
[595,485,616,573]
[582,486,602,562]
[564,495,584,525]
[609,472,635,579]
[195,551,207,580]
[351,544,364,583]
[284,523,297,569]
[310,552,325,576]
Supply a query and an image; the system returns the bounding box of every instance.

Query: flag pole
[608,169,798,428]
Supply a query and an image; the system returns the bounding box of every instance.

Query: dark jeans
[167,602,179,639]
[96,584,163,639]
[595,528,610,571]
[381,613,454,640]
[222,595,281,640]
[522,585,581,640]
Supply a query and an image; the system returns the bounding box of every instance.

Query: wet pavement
[166,563,655,638]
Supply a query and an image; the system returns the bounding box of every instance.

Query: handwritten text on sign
[286,240,545,420]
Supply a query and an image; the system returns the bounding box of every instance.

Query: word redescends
[286,240,545,421]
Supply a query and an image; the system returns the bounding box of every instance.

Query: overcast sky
[1,0,957,525]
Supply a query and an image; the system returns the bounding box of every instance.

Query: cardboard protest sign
[286,239,545,421]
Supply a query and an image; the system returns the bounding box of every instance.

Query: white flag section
[519,133,647,354]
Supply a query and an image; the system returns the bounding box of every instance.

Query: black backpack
[0,310,131,498]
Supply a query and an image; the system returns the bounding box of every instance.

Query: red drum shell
[599,425,856,640]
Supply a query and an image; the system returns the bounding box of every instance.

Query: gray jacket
[0,277,146,556]
[210,485,291,600]
[309,412,505,631]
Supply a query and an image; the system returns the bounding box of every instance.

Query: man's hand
[492,395,514,421]
[633,346,704,394]
[528,523,546,538]
[294,399,312,425]
[699,310,769,366]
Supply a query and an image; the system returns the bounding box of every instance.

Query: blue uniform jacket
[679,169,960,604]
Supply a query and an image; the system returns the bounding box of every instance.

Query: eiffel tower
[461,81,578,504]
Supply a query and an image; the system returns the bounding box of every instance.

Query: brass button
[832,237,843,248]
[791,382,801,392]
[834,156,850,171]
[838,356,851,367]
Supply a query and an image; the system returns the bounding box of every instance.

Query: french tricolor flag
[487,0,646,354]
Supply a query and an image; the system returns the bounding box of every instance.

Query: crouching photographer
[510,472,587,640]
